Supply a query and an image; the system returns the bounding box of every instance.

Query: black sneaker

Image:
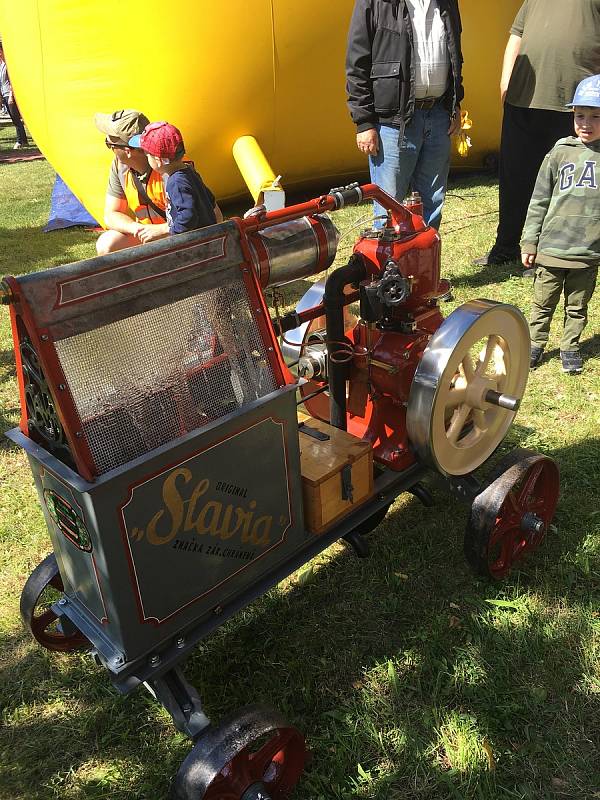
[560,350,583,374]
[472,248,520,267]
[530,346,544,369]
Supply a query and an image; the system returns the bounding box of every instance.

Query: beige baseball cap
[94,109,150,146]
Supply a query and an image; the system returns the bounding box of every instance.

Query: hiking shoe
[560,350,583,374]
[530,346,544,370]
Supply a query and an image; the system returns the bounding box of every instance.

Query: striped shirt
[0,59,12,98]
[405,0,450,99]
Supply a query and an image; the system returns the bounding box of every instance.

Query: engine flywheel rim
[407,299,530,476]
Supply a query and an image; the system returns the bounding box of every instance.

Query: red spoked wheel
[19,553,89,652]
[171,705,306,800]
[464,448,560,579]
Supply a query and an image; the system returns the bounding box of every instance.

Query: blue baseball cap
[567,74,600,108]
[128,133,143,148]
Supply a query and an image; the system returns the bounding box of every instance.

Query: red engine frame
[290,184,449,472]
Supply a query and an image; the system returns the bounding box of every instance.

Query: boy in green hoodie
[522,74,600,375]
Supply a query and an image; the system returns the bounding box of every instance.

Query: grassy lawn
[0,136,598,800]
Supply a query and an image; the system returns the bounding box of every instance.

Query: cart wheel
[19,553,88,652]
[464,448,560,579]
[171,705,306,800]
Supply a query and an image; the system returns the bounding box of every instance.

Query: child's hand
[131,222,146,240]
[137,226,156,244]
[521,253,536,268]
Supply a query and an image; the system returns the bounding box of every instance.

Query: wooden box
[298,415,373,534]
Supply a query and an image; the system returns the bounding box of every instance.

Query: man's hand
[448,107,462,136]
[356,129,379,156]
[136,223,169,244]
[522,253,536,268]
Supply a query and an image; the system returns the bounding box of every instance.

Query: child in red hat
[129,122,222,234]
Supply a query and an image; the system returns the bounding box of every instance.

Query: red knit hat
[130,121,185,160]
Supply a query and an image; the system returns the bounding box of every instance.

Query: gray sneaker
[560,350,583,374]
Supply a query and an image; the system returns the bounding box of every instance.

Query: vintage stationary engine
[2,184,559,800]
[279,185,530,479]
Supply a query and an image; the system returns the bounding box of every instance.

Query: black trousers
[490,103,573,258]
[1,93,27,146]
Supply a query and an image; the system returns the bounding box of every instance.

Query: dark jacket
[346,0,464,132]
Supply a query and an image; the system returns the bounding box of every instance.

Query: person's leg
[410,104,451,229]
[7,100,27,146]
[490,105,573,262]
[492,105,538,261]
[369,117,423,227]
[96,229,140,256]
[560,266,598,352]
[529,266,564,349]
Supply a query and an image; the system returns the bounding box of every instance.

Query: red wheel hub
[465,449,560,580]
[486,457,559,578]
[20,553,88,652]
[203,726,305,800]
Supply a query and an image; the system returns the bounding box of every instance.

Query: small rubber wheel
[171,705,306,800]
[464,448,560,579]
[19,553,88,651]
[351,503,391,536]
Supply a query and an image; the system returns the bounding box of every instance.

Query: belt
[413,96,443,109]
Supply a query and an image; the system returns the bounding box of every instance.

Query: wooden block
[298,414,373,534]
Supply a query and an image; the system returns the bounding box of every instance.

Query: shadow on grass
[1,428,598,799]
[446,258,522,291]
[543,332,600,363]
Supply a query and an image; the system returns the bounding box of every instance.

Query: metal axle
[485,389,520,412]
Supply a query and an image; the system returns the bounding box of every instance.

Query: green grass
[0,152,598,800]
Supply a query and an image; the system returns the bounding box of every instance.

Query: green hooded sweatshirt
[521,136,600,269]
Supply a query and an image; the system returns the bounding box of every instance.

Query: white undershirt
[405,0,450,99]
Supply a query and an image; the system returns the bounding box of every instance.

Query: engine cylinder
[248,215,339,288]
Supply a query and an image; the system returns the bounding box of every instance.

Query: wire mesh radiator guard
[6,221,291,480]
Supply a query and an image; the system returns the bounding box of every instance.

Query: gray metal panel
[10,387,306,665]
[15,221,244,335]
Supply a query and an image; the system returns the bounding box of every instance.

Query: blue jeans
[369,106,451,229]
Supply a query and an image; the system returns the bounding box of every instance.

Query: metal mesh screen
[54,277,278,475]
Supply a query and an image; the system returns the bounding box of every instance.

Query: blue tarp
[44,173,99,231]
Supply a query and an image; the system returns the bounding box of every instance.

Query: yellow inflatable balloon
[0,0,520,222]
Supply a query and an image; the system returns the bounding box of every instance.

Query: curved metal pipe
[241,183,423,235]
[324,254,368,431]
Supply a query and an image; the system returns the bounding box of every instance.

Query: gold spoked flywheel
[406,300,530,476]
